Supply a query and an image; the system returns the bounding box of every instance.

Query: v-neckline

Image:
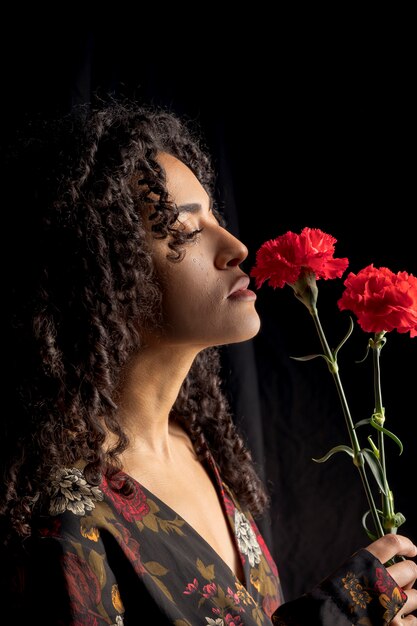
[115,463,247,587]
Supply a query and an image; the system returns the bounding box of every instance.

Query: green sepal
[370,416,403,455]
[312,445,354,463]
[361,448,388,495]
[367,436,380,459]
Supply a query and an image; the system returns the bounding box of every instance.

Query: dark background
[2,20,416,603]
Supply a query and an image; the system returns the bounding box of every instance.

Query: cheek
[164,257,232,341]
[163,257,214,321]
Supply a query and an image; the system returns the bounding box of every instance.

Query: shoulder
[47,466,104,517]
[35,465,152,538]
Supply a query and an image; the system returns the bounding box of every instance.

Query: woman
[1,100,416,625]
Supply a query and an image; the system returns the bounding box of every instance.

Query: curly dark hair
[1,99,269,545]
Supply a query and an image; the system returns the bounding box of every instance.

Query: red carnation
[338,264,417,337]
[250,227,348,289]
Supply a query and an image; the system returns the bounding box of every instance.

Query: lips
[228,275,251,297]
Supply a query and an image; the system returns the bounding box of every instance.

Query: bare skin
[115,152,259,582]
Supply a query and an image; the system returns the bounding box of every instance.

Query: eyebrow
[177,197,213,214]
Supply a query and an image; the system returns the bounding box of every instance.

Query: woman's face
[146,152,260,351]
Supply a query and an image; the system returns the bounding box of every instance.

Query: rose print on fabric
[101,473,150,522]
[62,552,101,614]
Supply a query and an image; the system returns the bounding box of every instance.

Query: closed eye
[185,227,204,240]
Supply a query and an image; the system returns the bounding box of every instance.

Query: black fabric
[2,464,406,625]
[3,461,283,624]
[272,549,406,625]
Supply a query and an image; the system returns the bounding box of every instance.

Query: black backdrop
[2,23,416,602]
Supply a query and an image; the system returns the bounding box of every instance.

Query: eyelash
[186,227,204,240]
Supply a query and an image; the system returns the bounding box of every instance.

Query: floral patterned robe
[4,454,406,625]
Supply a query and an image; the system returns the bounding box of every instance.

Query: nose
[215,228,249,269]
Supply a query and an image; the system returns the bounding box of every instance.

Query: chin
[227,315,261,344]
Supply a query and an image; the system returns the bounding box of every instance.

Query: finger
[365,534,417,564]
[387,560,417,589]
[391,610,417,623]
[403,588,417,611]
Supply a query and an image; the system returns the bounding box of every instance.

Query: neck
[113,344,198,454]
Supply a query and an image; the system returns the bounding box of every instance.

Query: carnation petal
[338,265,417,336]
[251,227,349,288]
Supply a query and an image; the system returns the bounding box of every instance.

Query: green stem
[372,334,395,533]
[311,306,385,538]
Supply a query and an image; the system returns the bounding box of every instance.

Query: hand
[366,534,417,625]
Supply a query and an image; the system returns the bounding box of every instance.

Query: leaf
[212,585,228,609]
[334,316,354,359]
[196,558,215,581]
[147,498,160,514]
[370,418,404,454]
[261,563,280,596]
[361,448,388,495]
[72,541,85,561]
[291,353,331,366]
[88,549,107,588]
[142,512,159,532]
[354,418,371,429]
[312,445,354,463]
[197,596,207,609]
[144,561,168,576]
[361,509,378,541]
[151,575,173,601]
[291,353,323,361]
[252,606,265,626]
[355,343,371,364]
[158,518,185,535]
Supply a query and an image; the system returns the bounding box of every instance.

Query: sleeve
[271,548,407,626]
[4,533,125,626]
